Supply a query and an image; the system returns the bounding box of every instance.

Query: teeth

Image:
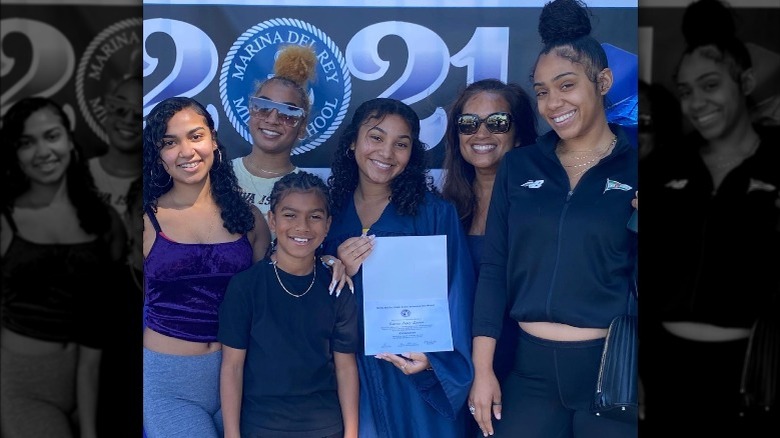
[179,162,198,168]
[371,159,391,169]
[472,144,497,152]
[293,237,309,243]
[37,161,59,170]
[553,111,575,123]
[697,113,718,124]
[261,129,280,137]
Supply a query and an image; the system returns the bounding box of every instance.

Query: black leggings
[490,328,636,438]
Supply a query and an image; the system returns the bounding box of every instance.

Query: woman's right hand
[469,370,502,437]
[336,234,375,276]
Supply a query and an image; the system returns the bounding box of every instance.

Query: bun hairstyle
[534,0,609,88]
[678,0,751,84]
[253,44,317,117]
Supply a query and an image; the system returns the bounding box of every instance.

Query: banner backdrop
[1,0,142,158]
[142,0,638,176]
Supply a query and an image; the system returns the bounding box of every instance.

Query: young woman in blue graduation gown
[324,97,476,438]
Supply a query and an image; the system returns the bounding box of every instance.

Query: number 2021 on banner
[143,17,509,150]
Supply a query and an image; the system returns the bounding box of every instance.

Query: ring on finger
[468,405,476,415]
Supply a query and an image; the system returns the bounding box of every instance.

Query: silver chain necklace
[273,260,316,298]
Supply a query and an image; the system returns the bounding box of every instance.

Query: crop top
[143,207,253,342]
[472,125,638,338]
[1,212,110,348]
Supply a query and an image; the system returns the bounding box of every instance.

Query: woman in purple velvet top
[141,97,271,438]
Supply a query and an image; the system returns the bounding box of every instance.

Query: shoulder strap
[144,205,163,233]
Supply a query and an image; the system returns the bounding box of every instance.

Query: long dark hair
[142,96,255,235]
[327,98,436,217]
[532,0,610,107]
[441,79,538,229]
[0,97,111,235]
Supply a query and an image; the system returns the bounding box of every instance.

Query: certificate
[361,235,452,355]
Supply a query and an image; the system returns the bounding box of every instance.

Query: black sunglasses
[456,112,512,135]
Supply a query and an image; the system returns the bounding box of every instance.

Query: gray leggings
[143,348,223,438]
[0,343,78,438]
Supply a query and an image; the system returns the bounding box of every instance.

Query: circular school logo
[401,309,411,318]
[75,18,143,145]
[220,18,351,155]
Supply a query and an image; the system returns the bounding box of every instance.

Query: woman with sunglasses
[1,97,127,438]
[324,97,476,437]
[469,1,637,436]
[231,44,312,219]
[232,45,349,293]
[440,78,537,434]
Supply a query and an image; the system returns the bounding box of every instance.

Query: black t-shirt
[218,258,358,437]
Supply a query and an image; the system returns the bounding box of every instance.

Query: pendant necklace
[273,259,316,298]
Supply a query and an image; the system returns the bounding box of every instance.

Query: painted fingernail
[329,284,335,295]
[336,289,341,297]
[350,285,355,294]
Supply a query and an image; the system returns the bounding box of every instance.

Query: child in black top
[218,171,359,438]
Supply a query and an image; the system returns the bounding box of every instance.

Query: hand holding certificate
[361,235,453,356]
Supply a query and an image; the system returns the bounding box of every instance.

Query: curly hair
[441,79,538,229]
[0,97,111,235]
[327,98,436,217]
[142,96,255,235]
[533,0,610,103]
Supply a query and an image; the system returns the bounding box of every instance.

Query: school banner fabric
[141,0,638,171]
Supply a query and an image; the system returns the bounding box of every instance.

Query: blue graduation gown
[324,191,475,438]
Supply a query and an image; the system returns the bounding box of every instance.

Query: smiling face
[268,190,331,263]
[533,53,607,142]
[676,48,750,142]
[249,80,307,155]
[353,113,413,189]
[104,77,142,153]
[158,107,217,186]
[458,92,517,173]
[16,107,73,187]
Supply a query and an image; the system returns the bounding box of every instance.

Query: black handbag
[591,263,638,422]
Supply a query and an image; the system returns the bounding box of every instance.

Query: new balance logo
[521,180,544,188]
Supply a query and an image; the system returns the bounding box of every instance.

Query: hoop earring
[150,168,172,188]
[345,148,354,159]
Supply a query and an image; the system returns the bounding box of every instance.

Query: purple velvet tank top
[143,207,253,342]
